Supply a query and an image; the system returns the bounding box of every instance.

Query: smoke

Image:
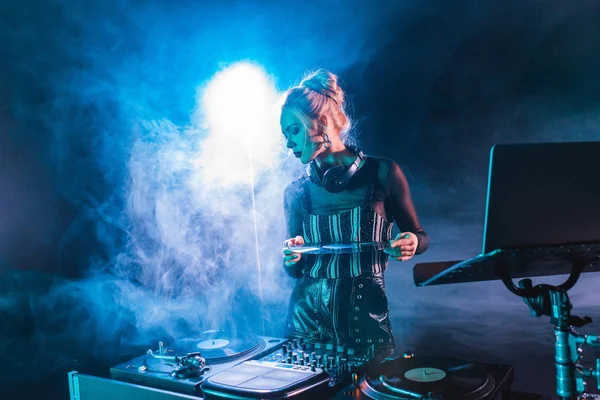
[2,0,418,384]
[0,0,311,382]
[3,0,600,397]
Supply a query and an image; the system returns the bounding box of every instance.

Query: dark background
[2,0,600,399]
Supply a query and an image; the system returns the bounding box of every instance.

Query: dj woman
[281,69,429,354]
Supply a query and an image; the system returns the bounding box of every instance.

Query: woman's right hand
[283,236,305,267]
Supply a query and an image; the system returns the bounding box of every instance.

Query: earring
[323,133,332,149]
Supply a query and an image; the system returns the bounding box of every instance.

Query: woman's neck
[314,139,356,169]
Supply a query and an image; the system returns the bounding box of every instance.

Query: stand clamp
[496,258,600,399]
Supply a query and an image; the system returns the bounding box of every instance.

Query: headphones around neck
[308,150,365,193]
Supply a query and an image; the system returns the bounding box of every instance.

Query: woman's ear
[318,114,329,132]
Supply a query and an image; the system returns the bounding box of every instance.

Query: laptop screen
[482,141,600,253]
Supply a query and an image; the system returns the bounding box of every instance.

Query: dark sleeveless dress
[282,156,429,354]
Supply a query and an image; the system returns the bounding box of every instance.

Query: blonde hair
[282,69,351,137]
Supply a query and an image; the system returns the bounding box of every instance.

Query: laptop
[482,141,600,253]
[414,141,600,286]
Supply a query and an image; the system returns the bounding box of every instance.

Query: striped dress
[301,202,393,278]
[283,156,428,351]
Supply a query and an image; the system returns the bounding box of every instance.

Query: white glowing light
[194,62,286,334]
[198,62,282,188]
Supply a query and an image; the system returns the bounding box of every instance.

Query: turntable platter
[359,356,496,400]
[169,330,264,364]
[197,339,230,350]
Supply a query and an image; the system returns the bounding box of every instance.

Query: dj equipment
[69,331,515,400]
[109,330,286,396]
[201,337,386,399]
[413,141,600,399]
[333,355,514,400]
[308,150,364,193]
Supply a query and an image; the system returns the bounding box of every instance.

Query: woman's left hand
[384,232,419,262]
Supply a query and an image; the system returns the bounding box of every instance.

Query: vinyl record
[285,241,388,254]
[359,356,495,400]
[168,330,264,364]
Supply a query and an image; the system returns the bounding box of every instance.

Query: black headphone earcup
[308,151,364,193]
[323,167,347,193]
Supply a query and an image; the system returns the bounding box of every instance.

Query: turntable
[333,355,514,400]
[109,329,286,396]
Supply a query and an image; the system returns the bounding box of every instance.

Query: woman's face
[280,108,321,164]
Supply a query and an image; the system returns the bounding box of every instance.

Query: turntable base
[333,357,514,400]
[110,330,286,396]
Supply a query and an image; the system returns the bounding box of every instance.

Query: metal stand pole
[496,259,600,399]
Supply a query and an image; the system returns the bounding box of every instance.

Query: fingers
[283,236,304,267]
[284,253,302,267]
[283,253,301,261]
[285,236,305,247]
[283,248,302,260]
[383,247,414,256]
[387,242,416,257]
[387,232,416,262]
[390,238,415,249]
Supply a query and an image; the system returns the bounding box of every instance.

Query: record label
[197,339,230,350]
[404,367,446,382]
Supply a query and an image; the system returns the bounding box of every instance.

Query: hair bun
[282,68,352,139]
[300,68,344,105]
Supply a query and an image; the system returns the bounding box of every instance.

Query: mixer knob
[286,356,292,364]
[311,364,316,372]
[282,344,288,353]
[301,343,307,351]
[299,358,304,366]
